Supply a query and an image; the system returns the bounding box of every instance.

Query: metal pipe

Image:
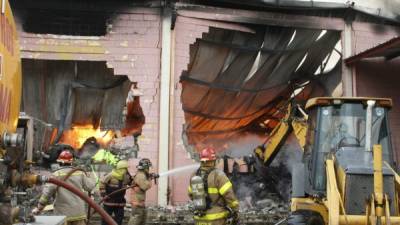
[296,104,308,120]
[168,26,176,206]
[1,0,5,14]
[174,1,400,23]
[341,22,354,96]
[158,6,172,206]
[46,177,117,225]
[365,100,375,151]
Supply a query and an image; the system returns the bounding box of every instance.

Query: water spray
[158,164,200,177]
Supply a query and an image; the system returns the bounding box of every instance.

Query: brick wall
[15,6,253,205]
[169,16,257,204]
[16,7,162,204]
[169,16,210,205]
[18,5,400,204]
[355,58,400,164]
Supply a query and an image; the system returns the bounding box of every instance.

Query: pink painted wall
[352,22,400,55]
[355,58,400,163]
[16,7,215,205]
[17,3,400,204]
[351,22,400,164]
[17,7,162,204]
[169,17,210,205]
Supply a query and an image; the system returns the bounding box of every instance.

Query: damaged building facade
[9,0,400,206]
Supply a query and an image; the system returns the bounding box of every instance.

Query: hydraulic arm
[254,104,307,166]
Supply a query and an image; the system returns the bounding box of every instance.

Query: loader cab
[303,98,394,194]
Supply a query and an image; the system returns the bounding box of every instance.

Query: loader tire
[287,211,324,225]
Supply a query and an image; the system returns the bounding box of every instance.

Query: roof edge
[305,97,393,110]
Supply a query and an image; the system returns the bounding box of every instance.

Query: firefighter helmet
[199,147,217,161]
[116,160,129,169]
[137,158,152,170]
[57,150,74,164]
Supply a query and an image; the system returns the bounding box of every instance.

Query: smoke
[267,133,303,201]
[269,133,303,173]
[229,133,303,206]
[222,135,264,158]
[186,133,303,207]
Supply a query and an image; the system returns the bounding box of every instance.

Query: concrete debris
[88,203,288,224]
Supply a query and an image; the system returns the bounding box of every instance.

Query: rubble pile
[89,202,288,225]
[238,194,289,225]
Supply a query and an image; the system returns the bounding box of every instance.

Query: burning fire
[59,125,114,149]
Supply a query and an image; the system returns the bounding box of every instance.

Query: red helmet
[57,150,74,164]
[199,147,217,161]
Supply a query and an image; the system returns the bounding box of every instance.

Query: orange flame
[59,125,114,149]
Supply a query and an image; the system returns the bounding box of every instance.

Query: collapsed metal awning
[181,24,342,151]
[345,37,400,65]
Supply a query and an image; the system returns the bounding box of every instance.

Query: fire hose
[45,177,118,225]
[87,184,134,223]
[87,173,159,223]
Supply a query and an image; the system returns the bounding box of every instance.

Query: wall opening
[179,25,342,205]
[21,59,144,166]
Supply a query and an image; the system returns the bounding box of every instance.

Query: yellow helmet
[116,160,129,169]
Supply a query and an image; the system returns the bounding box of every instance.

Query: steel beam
[175,3,345,31]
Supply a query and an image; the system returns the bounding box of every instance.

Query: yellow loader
[256,97,400,225]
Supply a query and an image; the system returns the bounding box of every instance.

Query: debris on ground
[89,203,288,225]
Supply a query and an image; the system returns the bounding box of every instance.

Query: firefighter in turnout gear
[128,158,158,225]
[188,147,240,225]
[99,160,132,225]
[33,150,96,225]
[188,148,239,225]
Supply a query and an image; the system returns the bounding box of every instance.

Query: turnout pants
[102,205,125,225]
[128,206,147,225]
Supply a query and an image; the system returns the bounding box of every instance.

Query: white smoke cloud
[269,133,303,173]
[221,135,265,158]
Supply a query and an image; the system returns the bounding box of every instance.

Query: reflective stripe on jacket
[99,172,132,207]
[92,149,118,166]
[38,167,96,221]
[188,168,239,221]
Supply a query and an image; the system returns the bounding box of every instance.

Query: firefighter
[99,160,132,225]
[32,150,96,225]
[128,158,158,225]
[188,147,240,225]
[92,148,119,167]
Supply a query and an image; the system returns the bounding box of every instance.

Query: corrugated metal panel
[181,26,341,149]
[22,60,131,131]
